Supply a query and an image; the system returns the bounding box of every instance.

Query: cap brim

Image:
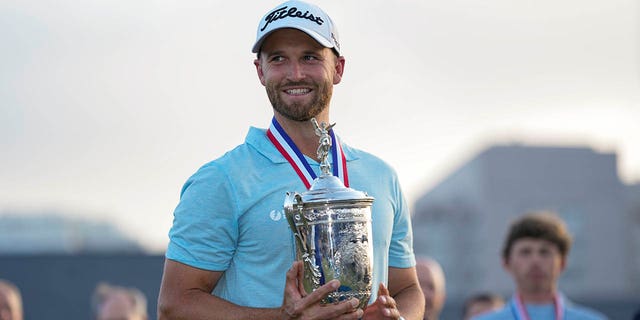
[252,26,335,54]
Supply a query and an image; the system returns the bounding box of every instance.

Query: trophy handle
[284,193,322,292]
[284,192,305,253]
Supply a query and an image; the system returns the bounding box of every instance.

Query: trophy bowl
[285,174,374,309]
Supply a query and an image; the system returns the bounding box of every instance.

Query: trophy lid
[301,174,374,203]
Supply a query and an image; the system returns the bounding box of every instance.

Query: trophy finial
[310,118,335,176]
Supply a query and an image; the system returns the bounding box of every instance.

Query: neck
[517,288,557,304]
[273,113,329,161]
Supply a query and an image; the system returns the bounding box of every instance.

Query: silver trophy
[284,119,374,309]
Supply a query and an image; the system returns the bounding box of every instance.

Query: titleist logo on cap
[260,6,324,31]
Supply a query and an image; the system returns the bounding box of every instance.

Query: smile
[285,88,311,95]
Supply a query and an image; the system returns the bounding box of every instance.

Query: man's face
[504,238,566,294]
[97,292,146,320]
[416,261,445,319]
[0,288,22,320]
[254,28,344,122]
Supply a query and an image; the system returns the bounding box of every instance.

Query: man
[0,280,23,320]
[415,257,445,320]
[157,1,424,319]
[92,282,148,320]
[473,212,607,320]
[462,292,505,320]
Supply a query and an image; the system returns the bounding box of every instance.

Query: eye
[518,247,532,256]
[303,55,319,61]
[269,55,285,63]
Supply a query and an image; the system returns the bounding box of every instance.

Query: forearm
[159,260,283,320]
[393,283,425,320]
[158,288,282,320]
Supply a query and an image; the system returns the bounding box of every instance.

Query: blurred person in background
[473,211,607,320]
[91,282,148,320]
[415,257,446,320]
[462,292,505,320]
[0,279,22,320]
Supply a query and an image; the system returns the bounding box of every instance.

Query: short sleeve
[388,173,416,268]
[165,162,239,271]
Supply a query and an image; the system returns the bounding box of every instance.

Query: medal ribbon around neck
[510,293,565,320]
[266,117,349,189]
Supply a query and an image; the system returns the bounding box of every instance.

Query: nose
[531,251,545,264]
[286,61,306,81]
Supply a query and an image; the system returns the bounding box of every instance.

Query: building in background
[412,145,640,305]
[0,213,155,319]
[0,212,144,254]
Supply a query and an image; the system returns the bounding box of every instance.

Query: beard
[266,79,332,122]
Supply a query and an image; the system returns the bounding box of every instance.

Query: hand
[280,261,363,319]
[362,283,402,320]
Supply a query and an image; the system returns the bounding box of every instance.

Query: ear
[254,58,266,86]
[559,255,567,272]
[333,56,346,85]
[502,257,511,273]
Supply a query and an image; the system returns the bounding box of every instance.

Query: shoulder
[342,143,399,176]
[190,129,267,178]
[471,306,513,320]
[566,303,609,320]
[343,143,391,165]
[180,143,257,194]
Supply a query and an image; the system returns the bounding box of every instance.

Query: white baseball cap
[252,0,340,55]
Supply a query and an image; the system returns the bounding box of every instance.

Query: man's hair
[91,282,148,319]
[501,211,572,260]
[462,292,505,316]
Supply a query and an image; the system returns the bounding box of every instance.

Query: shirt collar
[245,126,357,164]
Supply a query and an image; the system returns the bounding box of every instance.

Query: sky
[1,0,639,252]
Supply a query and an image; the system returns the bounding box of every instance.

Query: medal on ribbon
[510,293,565,320]
[267,117,348,189]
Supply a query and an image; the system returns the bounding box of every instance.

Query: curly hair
[501,211,572,260]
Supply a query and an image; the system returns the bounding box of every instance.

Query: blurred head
[462,292,505,320]
[502,211,572,261]
[502,211,571,295]
[0,280,23,320]
[92,283,148,320]
[415,257,446,320]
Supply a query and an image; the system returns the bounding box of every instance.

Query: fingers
[320,298,363,319]
[333,299,364,319]
[377,283,400,318]
[378,282,390,297]
[284,262,304,301]
[303,278,340,305]
[295,261,307,296]
[284,261,364,319]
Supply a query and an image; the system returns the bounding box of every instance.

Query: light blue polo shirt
[472,295,609,320]
[166,126,415,308]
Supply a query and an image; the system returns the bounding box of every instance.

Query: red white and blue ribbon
[266,117,349,189]
[510,293,565,320]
